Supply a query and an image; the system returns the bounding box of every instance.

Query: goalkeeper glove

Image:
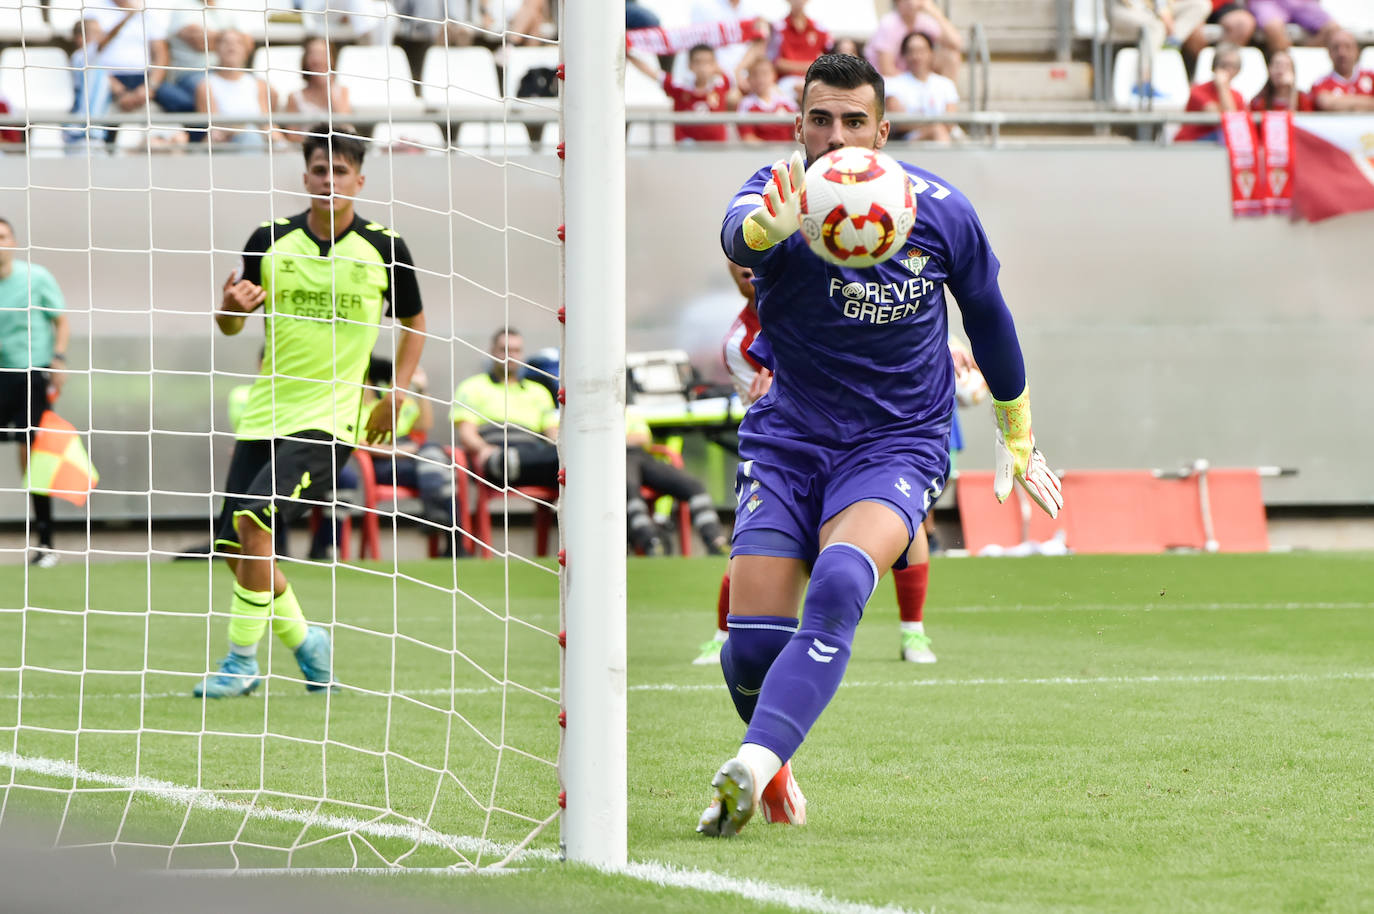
[742,150,805,252]
[992,386,1063,519]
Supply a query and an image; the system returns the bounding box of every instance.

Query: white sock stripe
[728,622,800,633]
[820,541,880,602]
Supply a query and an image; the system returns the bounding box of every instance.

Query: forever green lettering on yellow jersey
[233,212,423,444]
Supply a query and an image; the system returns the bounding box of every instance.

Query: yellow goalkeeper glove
[742,150,805,252]
[992,386,1063,518]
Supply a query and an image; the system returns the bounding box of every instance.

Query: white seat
[0,46,74,118]
[807,0,878,42]
[419,45,501,110]
[26,125,65,156]
[371,119,446,152]
[1073,0,1107,40]
[1321,0,1374,40]
[1194,46,1268,103]
[635,0,689,29]
[335,44,422,114]
[1288,46,1331,92]
[454,121,532,153]
[252,44,306,100]
[1112,47,1190,111]
[0,1,52,44]
[46,0,83,37]
[503,44,559,100]
[1361,47,1374,73]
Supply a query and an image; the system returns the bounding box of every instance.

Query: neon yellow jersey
[233,212,423,444]
[625,406,650,441]
[450,373,556,434]
[227,383,252,432]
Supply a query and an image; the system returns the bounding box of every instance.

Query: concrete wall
[0,143,1370,521]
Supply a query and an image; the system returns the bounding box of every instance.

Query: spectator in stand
[1247,0,1338,54]
[68,0,170,147]
[625,409,728,557]
[1251,48,1314,110]
[300,0,392,45]
[884,31,959,142]
[867,0,963,84]
[284,37,352,138]
[769,0,831,99]
[690,0,771,93]
[1184,2,1256,68]
[195,30,279,148]
[156,0,234,115]
[1113,0,1210,99]
[1175,41,1245,141]
[831,36,863,59]
[1312,30,1374,111]
[0,88,20,148]
[626,0,659,29]
[630,45,738,143]
[737,56,799,143]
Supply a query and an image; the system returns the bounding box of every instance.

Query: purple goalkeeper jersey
[721,158,1026,447]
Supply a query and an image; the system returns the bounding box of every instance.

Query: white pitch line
[934,600,1374,614]
[0,753,925,914]
[5,669,1374,703]
[0,751,557,864]
[612,860,924,914]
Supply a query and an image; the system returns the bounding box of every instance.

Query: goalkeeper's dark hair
[802,53,886,120]
[302,122,366,169]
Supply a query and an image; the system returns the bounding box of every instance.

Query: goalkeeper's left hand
[992,387,1063,518]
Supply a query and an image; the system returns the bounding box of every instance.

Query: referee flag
[24,411,98,506]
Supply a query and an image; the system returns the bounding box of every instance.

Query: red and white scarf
[626,18,764,56]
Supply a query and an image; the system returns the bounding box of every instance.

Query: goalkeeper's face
[303,149,365,213]
[796,82,889,166]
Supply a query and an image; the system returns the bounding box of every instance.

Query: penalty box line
[0,752,925,914]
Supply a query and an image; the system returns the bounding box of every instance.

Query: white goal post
[560,0,629,868]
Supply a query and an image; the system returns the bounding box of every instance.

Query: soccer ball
[798,146,916,268]
[955,367,989,407]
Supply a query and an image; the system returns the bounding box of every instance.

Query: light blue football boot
[193,652,261,698]
[294,626,335,692]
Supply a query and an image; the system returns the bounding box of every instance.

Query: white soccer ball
[955,367,989,407]
[797,146,916,268]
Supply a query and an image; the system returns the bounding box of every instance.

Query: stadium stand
[371,117,447,150]
[0,0,50,45]
[251,43,307,102]
[418,45,501,110]
[1289,44,1333,91]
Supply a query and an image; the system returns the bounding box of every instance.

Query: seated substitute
[451,327,559,489]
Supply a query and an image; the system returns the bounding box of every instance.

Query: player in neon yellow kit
[198,124,427,698]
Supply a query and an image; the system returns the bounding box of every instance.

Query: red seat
[641,443,694,557]
[354,446,470,560]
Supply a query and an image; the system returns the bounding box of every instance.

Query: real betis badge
[899,248,928,277]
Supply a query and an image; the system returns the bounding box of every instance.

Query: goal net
[0,0,625,873]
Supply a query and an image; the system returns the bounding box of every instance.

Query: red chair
[471,479,559,559]
[355,447,470,560]
[641,443,694,556]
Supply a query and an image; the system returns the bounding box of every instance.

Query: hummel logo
[895,477,912,498]
[806,638,839,663]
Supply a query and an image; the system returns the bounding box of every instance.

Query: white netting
[0,0,567,871]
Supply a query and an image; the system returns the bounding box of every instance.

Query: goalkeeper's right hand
[742,150,805,252]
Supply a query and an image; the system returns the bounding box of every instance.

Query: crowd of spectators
[0,0,1370,152]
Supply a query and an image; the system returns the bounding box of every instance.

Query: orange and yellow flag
[24,411,99,506]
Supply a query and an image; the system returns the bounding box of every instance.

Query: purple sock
[720,614,798,724]
[743,542,878,761]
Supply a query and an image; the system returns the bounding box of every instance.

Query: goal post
[559,0,629,868]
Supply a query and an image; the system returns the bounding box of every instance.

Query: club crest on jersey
[746,494,763,513]
[898,248,928,277]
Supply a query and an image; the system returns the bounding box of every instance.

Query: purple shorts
[1247,0,1331,32]
[731,429,950,568]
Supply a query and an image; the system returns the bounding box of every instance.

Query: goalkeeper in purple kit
[698,53,1063,837]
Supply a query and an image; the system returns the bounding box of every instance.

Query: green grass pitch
[1,552,1371,913]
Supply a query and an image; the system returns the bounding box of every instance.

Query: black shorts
[214,430,354,550]
[0,368,50,443]
[1208,2,1247,23]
